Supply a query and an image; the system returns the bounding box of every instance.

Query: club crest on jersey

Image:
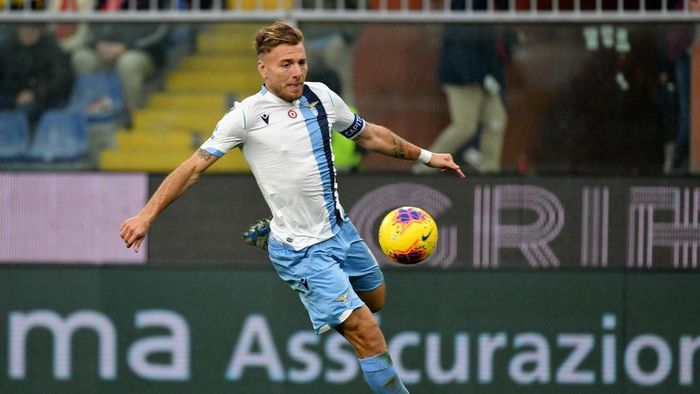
[334,291,349,303]
[261,114,270,124]
[288,109,298,119]
[303,101,320,117]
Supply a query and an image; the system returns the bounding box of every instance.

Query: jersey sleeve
[326,88,366,140]
[199,104,246,158]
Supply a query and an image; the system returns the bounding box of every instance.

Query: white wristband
[417,148,433,165]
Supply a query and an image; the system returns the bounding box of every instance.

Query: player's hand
[242,218,271,250]
[120,215,150,253]
[428,153,466,178]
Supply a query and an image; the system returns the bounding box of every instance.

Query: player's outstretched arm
[355,122,465,178]
[120,149,219,252]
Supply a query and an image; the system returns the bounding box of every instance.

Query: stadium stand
[98,24,262,173]
[0,110,30,161]
[68,72,125,126]
[25,110,88,162]
[0,0,698,173]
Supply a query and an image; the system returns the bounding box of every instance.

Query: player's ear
[257,59,266,79]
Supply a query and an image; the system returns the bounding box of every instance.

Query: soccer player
[120,21,464,393]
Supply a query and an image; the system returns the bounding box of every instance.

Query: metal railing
[1,0,698,23]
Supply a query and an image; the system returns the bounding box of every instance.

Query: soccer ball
[378,206,438,265]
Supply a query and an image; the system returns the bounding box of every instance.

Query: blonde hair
[254,21,304,58]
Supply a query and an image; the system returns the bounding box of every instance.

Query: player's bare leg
[357,283,386,313]
[336,305,386,357]
[336,305,409,393]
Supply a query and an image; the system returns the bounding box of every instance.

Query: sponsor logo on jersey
[261,114,270,124]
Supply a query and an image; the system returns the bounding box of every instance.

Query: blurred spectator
[533,26,665,173]
[96,0,170,10]
[302,0,358,9]
[71,0,170,125]
[413,0,514,174]
[662,0,700,173]
[304,28,359,105]
[71,22,169,125]
[0,24,74,130]
[301,3,361,106]
[2,0,45,10]
[48,0,95,54]
[0,26,9,44]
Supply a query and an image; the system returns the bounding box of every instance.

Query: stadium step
[131,109,225,132]
[166,71,261,95]
[100,148,249,173]
[179,56,254,73]
[99,23,264,173]
[196,35,256,54]
[195,23,265,54]
[115,130,206,151]
[147,92,228,111]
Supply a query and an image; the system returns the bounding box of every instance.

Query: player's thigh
[342,222,384,290]
[335,305,387,358]
[356,283,385,313]
[341,221,385,310]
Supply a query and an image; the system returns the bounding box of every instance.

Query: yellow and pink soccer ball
[378,206,438,265]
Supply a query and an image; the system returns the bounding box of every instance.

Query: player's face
[257,43,307,102]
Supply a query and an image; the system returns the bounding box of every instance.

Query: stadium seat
[68,73,125,124]
[26,110,88,162]
[0,110,30,161]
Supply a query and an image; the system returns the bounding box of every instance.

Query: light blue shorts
[267,220,384,334]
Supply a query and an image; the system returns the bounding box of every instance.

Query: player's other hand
[243,218,271,250]
[120,215,151,253]
[428,153,466,178]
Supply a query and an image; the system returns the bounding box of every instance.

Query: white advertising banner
[0,172,147,264]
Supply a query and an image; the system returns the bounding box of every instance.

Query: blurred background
[1,1,700,392]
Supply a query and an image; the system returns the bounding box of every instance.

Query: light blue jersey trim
[203,147,225,158]
[299,91,340,232]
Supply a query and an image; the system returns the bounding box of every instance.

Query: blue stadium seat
[68,73,125,124]
[0,110,30,160]
[26,110,88,162]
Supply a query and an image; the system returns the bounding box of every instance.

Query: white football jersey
[200,82,365,250]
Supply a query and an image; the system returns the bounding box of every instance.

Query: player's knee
[338,308,385,355]
[340,307,378,335]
